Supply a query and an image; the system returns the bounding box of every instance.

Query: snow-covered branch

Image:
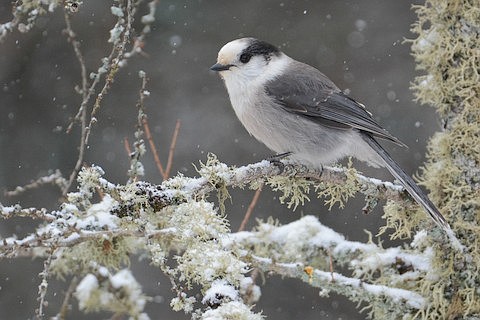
[0,159,437,318]
[226,216,430,317]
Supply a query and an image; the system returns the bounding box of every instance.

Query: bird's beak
[210,63,234,72]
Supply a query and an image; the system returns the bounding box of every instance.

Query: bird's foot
[267,152,292,171]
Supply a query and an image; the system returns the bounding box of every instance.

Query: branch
[0,204,53,221]
[252,257,425,310]
[4,170,67,197]
[165,119,181,179]
[143,117,166,178]
[238,184,263,232]
[227,216,430,316]
[0,162,434,318]
[0,159,414,260]
[160,158,409,204]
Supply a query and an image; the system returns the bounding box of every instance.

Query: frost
[110,6,124,17]
[108,23,125,44]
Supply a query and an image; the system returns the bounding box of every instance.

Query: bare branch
[238,184,263,232]
[143,118,166,178]
[55,276,78,320]
[165,119,181,179]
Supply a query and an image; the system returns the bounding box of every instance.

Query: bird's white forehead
[216,38,250,65]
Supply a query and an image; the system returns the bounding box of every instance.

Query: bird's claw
[267,152,292,171]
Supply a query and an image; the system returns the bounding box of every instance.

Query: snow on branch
[0,156,438,318]
[226,216,431,317]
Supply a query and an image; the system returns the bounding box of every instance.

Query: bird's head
[211,38,284,86]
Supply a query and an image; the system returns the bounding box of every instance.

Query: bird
[210,37,450,231]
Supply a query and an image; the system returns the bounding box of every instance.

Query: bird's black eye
[239,53,252,64]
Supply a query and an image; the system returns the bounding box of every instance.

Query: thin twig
[127,71,149,182]
[36,249,56,319]
[238,184,263,232]
[63,10,89,196]
[55,276,78,320]
[123,137,132,156]
[142,118,166,178]
[0,205,53,221]
[4,170,67,197]
[63,0,139,194]
[1,228,177,259]
[165,119,181,179]
[84,0,135,146]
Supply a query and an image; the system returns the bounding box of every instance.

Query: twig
[127,71,149,182]
[0,205,53,221]
[55,276,78,320]
[238,184,263,232]
[251,256,425,311]
[165,119,181,179]
[63,0,141,194]
[36,249,56,319]
[142,118,166,178]
[83,0,135,146]
[143,118,181,180]
[63,10,89,196]
[4,170,67,197]
[0,228,177,259]
[123,137,132,156]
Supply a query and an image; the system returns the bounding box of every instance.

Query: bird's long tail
[362,134,451,231]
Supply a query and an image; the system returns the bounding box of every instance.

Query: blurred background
[0,0,434,318]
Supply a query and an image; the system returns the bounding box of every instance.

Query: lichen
[196,153,233,214]
[51,237,140,278]
[75,268,149,318]
[402,0,480,318]
[266,175,312,210]
[315,160,361,209]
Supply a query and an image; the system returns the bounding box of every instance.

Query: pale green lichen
[265,159,361,211]
[51,237,140,278]
[266,175,312,210]
[170,293,197,313]
[315,160,361,209]
[391,0,480,318]
[75,269,149,318]
[195,153,232,214]
[378,201,420,240]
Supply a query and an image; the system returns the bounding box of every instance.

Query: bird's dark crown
[241,39,280,61]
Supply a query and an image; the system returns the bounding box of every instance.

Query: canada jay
[211,37,450,231]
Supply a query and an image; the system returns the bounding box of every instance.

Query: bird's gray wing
[265,65,405,146]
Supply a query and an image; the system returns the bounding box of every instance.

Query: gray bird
[210,37,450,231]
